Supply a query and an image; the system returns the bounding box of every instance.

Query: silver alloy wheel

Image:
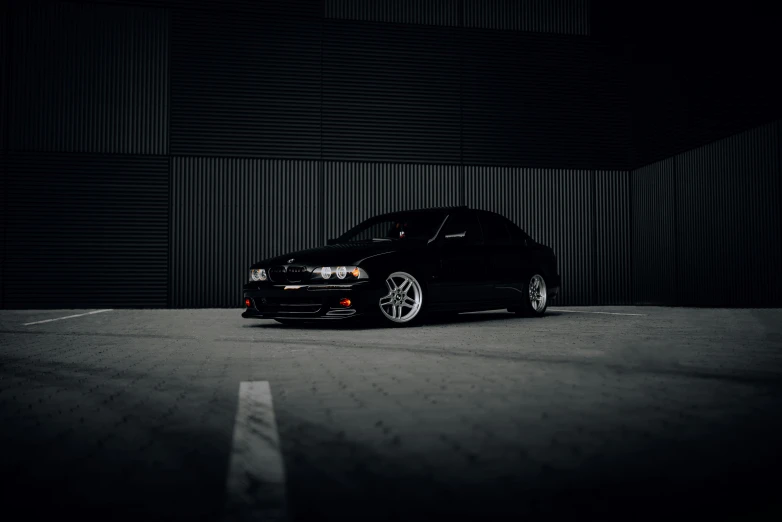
[379,271,423,323]
[529,274,547,312]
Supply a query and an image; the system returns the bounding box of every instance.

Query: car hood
[251,240,423,268]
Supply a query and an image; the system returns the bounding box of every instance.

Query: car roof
[375,205,469,217]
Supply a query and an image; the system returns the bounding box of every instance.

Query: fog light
[245,298,252,308]
[339,298,352,307]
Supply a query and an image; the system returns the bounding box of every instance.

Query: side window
[479,212,511,245]
[441,212,483,244]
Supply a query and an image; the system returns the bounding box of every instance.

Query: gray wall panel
[9,0,169,154]
[631,158,676,305]
[4,153,169,308]
[594,170,631,305]
[675,122,781,307]
[171,158,321,308]
[462,31,629,169]
[463,0,589,35]
[323,162,461,239]
[323,21,461,163]
[465,167,593,306]
[326,0,457,26]
[171,10,321,158]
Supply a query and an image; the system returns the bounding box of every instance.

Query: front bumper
[242,280,380,320]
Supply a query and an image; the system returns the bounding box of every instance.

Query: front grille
[286,266,307,283]
[268,265,309,283]
[268,266,286,283]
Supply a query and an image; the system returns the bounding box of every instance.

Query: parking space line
[222,381,288,522]
[22,309,113,326]
[550,309,647,316]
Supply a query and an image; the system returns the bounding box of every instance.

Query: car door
[477,211,519,304]
[428,210,493,309]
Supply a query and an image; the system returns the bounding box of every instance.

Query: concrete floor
[1,307,781,521]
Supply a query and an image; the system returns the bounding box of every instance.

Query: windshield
[336,210,448,243]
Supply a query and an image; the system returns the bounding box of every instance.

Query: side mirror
[444,231,466,239]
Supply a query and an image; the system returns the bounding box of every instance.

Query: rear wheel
[378,271,424,326]
[511,273,548,317]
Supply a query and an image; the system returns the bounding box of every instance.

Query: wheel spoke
[404,296,416,305]
[399,279,412,293]
[380,296,393,306]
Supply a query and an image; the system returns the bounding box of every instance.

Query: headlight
[250,268,267,281]
[313,266,368,280]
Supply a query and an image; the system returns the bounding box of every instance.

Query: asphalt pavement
[1,306,781,521]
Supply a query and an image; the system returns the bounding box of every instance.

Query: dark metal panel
[463,0,590,35]
[462,30,629,169]
[465,167,594,306]
[0,154,5,309]
[4,153,169,308]
[323,21,461,164]
[1,0,7,153]
[323,162,460,239]
[594,170,631,305]
[325,0,458,26]
[9,0,169,155]
[630,158,676,305]
[84,0,322,17]
[171,158,321,308]
[675,122,782,307]
[171,9,321,158]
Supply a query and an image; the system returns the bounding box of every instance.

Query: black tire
[511,272,549,317]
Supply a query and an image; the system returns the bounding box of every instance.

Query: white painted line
[222,381,288,522]
[22,309,113,326]
[550,308,647,316]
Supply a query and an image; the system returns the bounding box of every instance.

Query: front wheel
[378,271,424,326]
[511,273,548,317]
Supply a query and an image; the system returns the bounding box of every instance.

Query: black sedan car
[243,206,560,326]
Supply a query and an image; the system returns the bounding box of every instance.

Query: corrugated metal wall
[594,171,631,305]
[4,153,169,308]
[326,0,458,26]
[2,0,649,310]
[675,122,781,307]
[631,158,676,305]
[326,0,590,35]
[631,121,782,307]
[171,158,322,308]
[323,21,461,163]
[171,9,321,158]
[463,0,589,34]
[323,162,461,239]
[464,167,596,305]
[9,0,169,155]
[462,30,629,169]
